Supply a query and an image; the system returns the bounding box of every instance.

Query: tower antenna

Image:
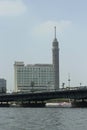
[54,26,56,39]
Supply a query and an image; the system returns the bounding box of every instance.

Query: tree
[31,81,34,92]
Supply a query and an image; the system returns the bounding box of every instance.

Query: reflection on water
[0,108,86,130]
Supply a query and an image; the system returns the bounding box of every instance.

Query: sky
[0,0,87,91]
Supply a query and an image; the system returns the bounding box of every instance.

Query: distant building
[14,62,54,92]
[0,79,6,93]
[14,27,59,92]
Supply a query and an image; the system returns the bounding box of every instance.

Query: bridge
[0,88,87,107]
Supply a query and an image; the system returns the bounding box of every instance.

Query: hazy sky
[0,0,87,91]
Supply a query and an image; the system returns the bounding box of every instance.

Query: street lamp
[68,73,71,88]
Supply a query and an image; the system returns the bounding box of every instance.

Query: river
[0,107,87,130]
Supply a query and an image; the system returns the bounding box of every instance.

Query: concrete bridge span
[0,89,87,107]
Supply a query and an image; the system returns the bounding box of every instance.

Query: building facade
[0,79,6,93]
[14,62,54,92]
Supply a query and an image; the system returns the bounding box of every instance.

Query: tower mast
[52,26,59,90]
[54,26,56,39]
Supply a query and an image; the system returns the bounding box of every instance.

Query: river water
[0,107,87,130]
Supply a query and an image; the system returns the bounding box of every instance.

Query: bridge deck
[0,89,87,102]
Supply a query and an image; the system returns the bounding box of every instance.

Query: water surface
[0,107,86,130]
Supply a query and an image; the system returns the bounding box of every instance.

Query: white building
[14,62,54,92]
[0,79,6,93]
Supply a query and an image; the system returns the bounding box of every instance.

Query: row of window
[17,81,54,84]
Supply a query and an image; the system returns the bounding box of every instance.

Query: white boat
[46,102,71,108]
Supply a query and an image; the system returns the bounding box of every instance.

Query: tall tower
[52,26,59,90]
